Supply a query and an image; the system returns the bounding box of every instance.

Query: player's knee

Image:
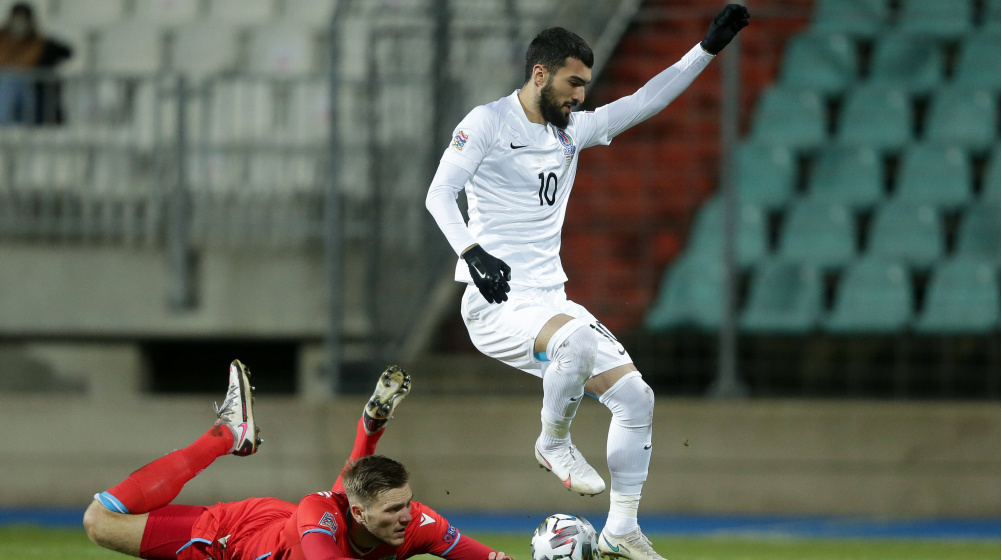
[601,373,654,428]
[551,325,598,380]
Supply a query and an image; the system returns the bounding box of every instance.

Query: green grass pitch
[1,527,997,560]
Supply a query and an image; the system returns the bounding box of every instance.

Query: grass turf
[1,527,998,560]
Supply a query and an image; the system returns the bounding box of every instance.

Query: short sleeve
[407,503,464,557]
[568,107,612,150]
[440,105,498,175]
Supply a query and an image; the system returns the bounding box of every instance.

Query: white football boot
[598,528,667,560]
[362,365,411,433]
[213,359,261,456]
[534,442,606,496]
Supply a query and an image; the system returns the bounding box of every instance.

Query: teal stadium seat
[955,203,1001,259]
[811,0,890,38]
[915,258,1000,333]
[685,197,768,266]
[954,30,1001,90]
[645,257,725,331]
[826,259,913,333]
[751,87,827,149]
[779,33,858,94]
[866,201,943,267]
[894,144,972,207]
[868,33,944,93]
[734,143,796,209]
[984,0,1001,30]
[924,87,997,150]
[741,259,823,333]
[837,85,912,151]
[982,145,1000,201]
[807,146,884,209]
[897,0,974,39]
[778,200,856,268]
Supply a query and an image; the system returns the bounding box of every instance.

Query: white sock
[600,372,654,534]
[538,322,596,452]
[605,491,641,535]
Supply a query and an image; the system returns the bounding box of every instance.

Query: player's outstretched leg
[362,364,411,435]
[93,359,259,516]
[214,359,262,456]
[332,365,412,493]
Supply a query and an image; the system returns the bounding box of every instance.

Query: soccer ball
[530,513,599,560]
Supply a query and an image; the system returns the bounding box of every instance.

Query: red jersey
[178,492,497,560]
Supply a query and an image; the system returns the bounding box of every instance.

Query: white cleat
[598,528,667,560]
[365,365,411,420]
[214,359,261,456]
[534,442,606,496]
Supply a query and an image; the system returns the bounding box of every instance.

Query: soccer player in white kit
[425,6,749,560]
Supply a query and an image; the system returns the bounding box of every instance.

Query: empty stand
[807,146,884,209]
[778,200,856,268]
[896,0,974,39]
[247,24,317,75]
[894,144,972,207]
[868,33,943,93]
[810,0,889,38]
[94,22,165,74]
[955,203,1001,259]
[207,0,277,25]
[132,0,200,25]
[684,197,768,267]
[826,258,913,332]
[751,87,827,149]
[982,145,1000,201]
[865,201,943,267]
[734,143,797,209]
[171,22,241,79]
[48,0,123,31]
[741,259,823,333]
[953,30,1001,90]
[645,257,725,331]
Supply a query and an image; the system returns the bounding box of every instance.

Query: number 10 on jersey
[538,172,558,206]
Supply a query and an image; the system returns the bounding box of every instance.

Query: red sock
[100,425,233,514]
[331,418,384,492]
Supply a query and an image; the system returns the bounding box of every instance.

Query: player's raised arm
[600,4,749,140]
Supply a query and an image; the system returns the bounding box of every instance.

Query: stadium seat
[281,79,330,144]
[810,0,890,38]
[868,33,944,93]
[200,79,275,144]
[734,143,797,209]
[866,201,943,267]
[645,256,725,331]
[248,152,320,192]
[12,147,88,190]
[49,0,124,30]
[923,87,997,150]
[91,149,150,194]
[982,146,1000,201]
[207,0,276,24]
[132,0,200,25]
[896,0,974,39]
[954,30,1001,90]
[750,87,827,149]
[247,24,316,75]
[171,22,241,79]
[836,84,912,151]
[684,197,768,267]
[779,33,857,94]
[915,258,999,333]
[778,200,856,269]
[825,258,913,333]
[984,0,1001,29]
[806,146,884,209]
[955,203,1001,259]
[894,144,972,207]
[94,23,165,74]
[186,148,247,191]
[741,259,823,333]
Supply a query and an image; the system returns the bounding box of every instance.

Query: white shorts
[460,284,634,378]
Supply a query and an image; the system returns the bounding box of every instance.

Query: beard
[538,80,575,129]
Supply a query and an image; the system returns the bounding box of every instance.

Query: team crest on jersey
[556,129,575,166]
[452,130,469,151]
[319,511,337,533]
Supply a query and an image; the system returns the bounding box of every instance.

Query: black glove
[700,4,750,55]
[463,245,511,304]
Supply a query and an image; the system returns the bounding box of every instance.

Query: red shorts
[143,498,297,560]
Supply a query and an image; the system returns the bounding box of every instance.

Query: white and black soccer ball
[530,514,599,560]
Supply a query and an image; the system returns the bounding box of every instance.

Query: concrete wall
[2,394,997,517]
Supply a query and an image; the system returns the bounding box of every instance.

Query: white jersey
[428,43,715,289]
[441,91,612,287]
